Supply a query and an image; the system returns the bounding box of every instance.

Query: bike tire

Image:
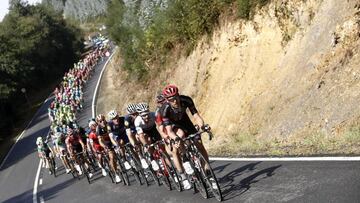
[51,157,57,177]
[128,150,147,186]
[158,154,172,191]
[188,153,208,199]
[103,156,115,183]
[162,152,182,192]
[144,152,160,186]
[80,163,91,184]
[197,153,223,201]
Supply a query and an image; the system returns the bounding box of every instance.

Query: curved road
[0,49,360,203]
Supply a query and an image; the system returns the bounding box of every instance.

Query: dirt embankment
[97,0,360,156]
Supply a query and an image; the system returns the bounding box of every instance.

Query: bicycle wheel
[128,151,148,186]
[51,157,57,177]
[164,154,182,191]
[144,152,160,186]
[158,153,172,191]
[188,154,208,199]
[197,153,223,201]
[103,156,115,183]
[80,163,91,184]
[116,155,130,186]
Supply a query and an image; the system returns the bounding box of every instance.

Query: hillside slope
[97,0,360,156]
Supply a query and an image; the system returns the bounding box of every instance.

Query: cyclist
[160,84,210,189]
[95,114,121,183]
[54,131,72,173]
[107,110,131,170]
[65,127,93,178]
[36,136,54,174]
[125,103,147,168]
[135,102,164,170]
[88,120,108,177]
[124,104,140,147]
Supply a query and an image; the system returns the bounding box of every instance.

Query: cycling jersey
[124,115,136,134]
[155,106,164,126]
[161,95,198,135]
[107,117,128,143]
[95,124,112,148]
[88,131,103,151]
[135,112,161,142]
[66,134,83,153]
[37,142,51,157]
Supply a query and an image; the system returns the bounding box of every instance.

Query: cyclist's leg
[171,127,186,174]
[108,149,117,173]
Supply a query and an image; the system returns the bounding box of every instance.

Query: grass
[208,128,360,157]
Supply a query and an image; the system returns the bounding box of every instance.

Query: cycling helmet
[162,84,179,98]
[136,102,149,113]
[67,127,74,135]
[36,137,43,145]
[54,132,62,138]
[155,93,165,104]
[108,110,118,120]
[88,120,97,128]
[96,114,105,122]
[126,103,137,114]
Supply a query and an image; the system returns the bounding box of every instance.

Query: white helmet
[55,132,62,138]
[126,103,137,114]
[36,137,43,145]
[88,120,97,128]
[108,110,118,120]
[136,102,149,113]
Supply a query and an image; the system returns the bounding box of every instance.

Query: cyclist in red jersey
[88,120,108,177]
[160,84,211,189]
[65,127,93,177]
[95,114,121,183]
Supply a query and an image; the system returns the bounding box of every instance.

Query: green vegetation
[237,0,270,19]
[105,0,270,79]
[0,1,83,143]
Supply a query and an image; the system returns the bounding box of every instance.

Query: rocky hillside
[97,0,360,156]
[43,0,109,21]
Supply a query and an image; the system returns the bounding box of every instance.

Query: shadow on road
[215,162,281,201]
[2,189,33,203]
[0,125,50,171]
[39,178,78,201]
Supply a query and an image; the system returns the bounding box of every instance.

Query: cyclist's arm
[193,113,205,130]
[108,132,118,147]
[164,125,178,140]
[65,138,73,155]
[156,124,168,140]
[98,136,106,148]
[78,137,86,152]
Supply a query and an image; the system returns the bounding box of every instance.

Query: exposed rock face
[43,0,166,24]
[43,0,109,21]
[97,0,360,155]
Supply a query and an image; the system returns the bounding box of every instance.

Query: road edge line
[209,156,360,161]
[0,96,50,170]
[33,159,42,203]
[92,48,117,118]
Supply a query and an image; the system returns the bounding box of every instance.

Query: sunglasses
[167,97,178,102]
[140,113,149,118]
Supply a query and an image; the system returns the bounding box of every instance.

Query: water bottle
[183,161,194,175]
[151,160,159,171]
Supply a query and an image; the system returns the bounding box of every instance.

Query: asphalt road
[0,48,360,203]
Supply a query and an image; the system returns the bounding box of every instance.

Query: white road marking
[91,48,117,118]
[0,131,26,169]
[210,156,360,161]
[0,97,50,170]
[39,178,43,185]
[40,196,45,203]
[33,159,42,203]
